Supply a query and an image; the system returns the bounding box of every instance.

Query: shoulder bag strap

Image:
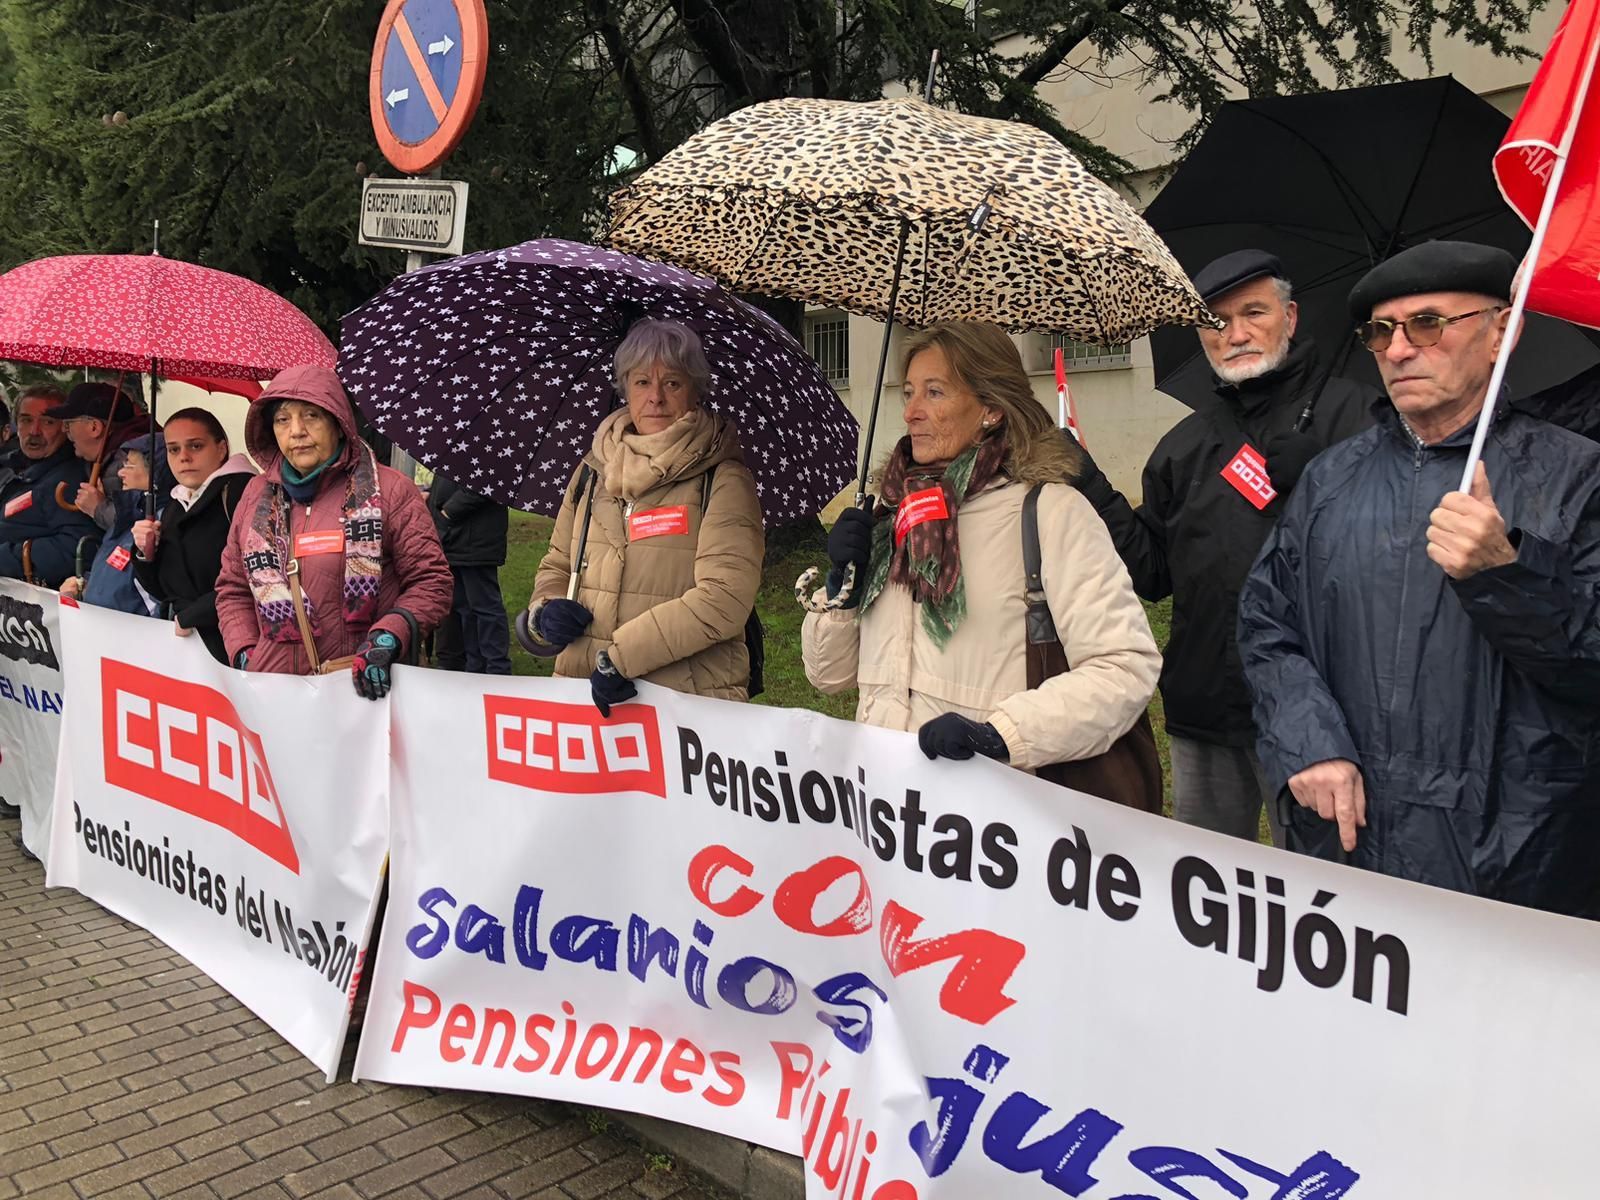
[1022,484,1070,690]
[700,463,716,513]
[286,559,322,674]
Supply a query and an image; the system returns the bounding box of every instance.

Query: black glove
[825,498,876,607]
[590,649,637,718]
[1261,430,1323,497]
[352,630,401,700]
[917,713,1010,763]
[232,647,251,671]
[1068,444,1119,513]
[535,598,593,650]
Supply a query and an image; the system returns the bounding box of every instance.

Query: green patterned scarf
[859,430,1009,648]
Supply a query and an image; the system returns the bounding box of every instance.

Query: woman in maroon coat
[214,365,452,698]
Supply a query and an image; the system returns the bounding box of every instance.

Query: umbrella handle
[794,561,857,614]
[54,458,105,512]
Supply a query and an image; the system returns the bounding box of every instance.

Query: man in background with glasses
[1239,240,1600,918]
[1072,249,1374,848]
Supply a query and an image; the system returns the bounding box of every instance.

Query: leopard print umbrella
[606,95,1211,343]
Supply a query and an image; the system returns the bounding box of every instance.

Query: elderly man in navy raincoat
[1239,241,1600,918]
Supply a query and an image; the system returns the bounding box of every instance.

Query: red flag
[1053,348,1086,447]
[1494,0,1600,328]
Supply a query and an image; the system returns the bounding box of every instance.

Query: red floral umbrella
[0,253,334,380]
[0,253,334,514]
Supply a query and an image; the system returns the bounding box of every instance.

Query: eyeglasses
[1355,307,1501,352]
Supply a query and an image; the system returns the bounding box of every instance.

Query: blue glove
[590,649,637,718]
[352,631,401,701]
[917,713,1009,763]
[535,598,594,651]
[232,647,251,671]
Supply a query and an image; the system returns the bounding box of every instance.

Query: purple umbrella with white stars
[337,238,858,523]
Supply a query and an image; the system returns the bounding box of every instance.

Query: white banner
[358,670,1600,1198]
[47,601,390,1079]
[0,579,66,861]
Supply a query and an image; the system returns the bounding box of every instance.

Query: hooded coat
[214,366,452,674]
[530,407,763,700]
[1076,340,1376,746]
[82,432,175,615]
[133,453,257,663]
[1238,401,1600,918]
[0,444,98,587]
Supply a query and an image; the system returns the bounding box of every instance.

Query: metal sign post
[364,0,488,477]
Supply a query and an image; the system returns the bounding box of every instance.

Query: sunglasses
[1354,306,1502,352]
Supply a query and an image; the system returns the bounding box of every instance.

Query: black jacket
[1076,340,1376,745]
[1239,402,1600,918]
[427,475,507,568]
[0,445,100,588]
[133,464,255,663]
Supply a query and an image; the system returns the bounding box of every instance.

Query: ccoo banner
[0,579,66,861]
[47,601,390,1079]
[357,670,1600,1198]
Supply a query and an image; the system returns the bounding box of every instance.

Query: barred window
[806,312,851,383]
[1047,333,1131,369]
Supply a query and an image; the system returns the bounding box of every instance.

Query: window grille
[806,314,851,383]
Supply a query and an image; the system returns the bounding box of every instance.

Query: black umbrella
[1145,76,1600,410]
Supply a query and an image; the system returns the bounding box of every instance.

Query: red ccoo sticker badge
[293,529,346,557]
[1221,443,1278,511]
[894,486,950,546]
[4,491,33,518]
[628,506,689,541]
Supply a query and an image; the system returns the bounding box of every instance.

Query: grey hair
[1270,276,1293,305]
[611,319,712,402]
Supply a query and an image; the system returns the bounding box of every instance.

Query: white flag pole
[1459,31,1600,491]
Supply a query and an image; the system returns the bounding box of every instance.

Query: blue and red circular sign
[369,0,488,175]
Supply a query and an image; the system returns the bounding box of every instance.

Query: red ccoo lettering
[484,695,666,798]
[101,659,299,874]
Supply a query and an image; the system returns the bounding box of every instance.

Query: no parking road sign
[369,0,488,175]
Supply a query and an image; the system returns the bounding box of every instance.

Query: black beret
[1191,249,1287,303]
[1347,240,1516,320]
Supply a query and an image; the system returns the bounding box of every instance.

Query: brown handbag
[1021,485,1164,814]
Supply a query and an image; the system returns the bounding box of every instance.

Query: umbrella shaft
[146,366,161,521]
[857,218,912,500]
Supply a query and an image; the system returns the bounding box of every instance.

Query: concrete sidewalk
[0,823,713,1200]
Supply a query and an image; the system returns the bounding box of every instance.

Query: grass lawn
[495,510,1174,796]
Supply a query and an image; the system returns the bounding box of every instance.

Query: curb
[611,1111,804,1200]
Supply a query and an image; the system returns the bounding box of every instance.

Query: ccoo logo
[101,660,299,873]
[483,695,666,798]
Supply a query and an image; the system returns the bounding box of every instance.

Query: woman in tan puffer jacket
[518,319,765,713]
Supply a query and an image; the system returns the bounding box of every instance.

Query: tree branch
[587,0,666,161]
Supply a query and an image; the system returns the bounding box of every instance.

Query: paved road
[0,822,712,1200]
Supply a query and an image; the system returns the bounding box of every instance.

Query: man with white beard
[1072,250,1375,844]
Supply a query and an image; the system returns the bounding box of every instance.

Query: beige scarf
[592,406,724,501]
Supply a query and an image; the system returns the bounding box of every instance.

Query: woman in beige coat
[517,319,765,713]
[803,322,1159,772]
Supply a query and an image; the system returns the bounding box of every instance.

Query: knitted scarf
[240,439,385,642]
[859,430,1009,648]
